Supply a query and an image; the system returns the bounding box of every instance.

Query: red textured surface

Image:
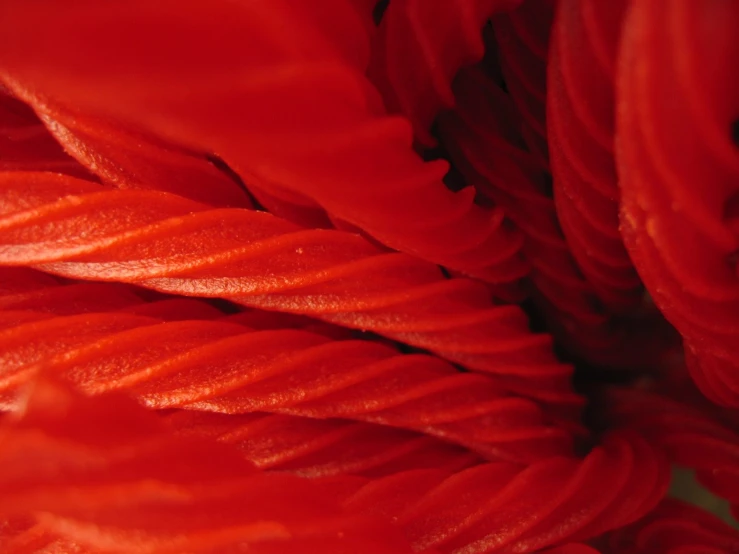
[605,385,739,513]
[541,546,600,554]
[0,306,575,463]
[0,172,582,413]
[548,0,640,313]
[616,0,739,406]
[491,0,556,167]
[602,499,739,553]
[163,410,482,478]
[339,430,668,553]
[0,378,416,554]
[437,66,678,370]
[0,88,92,179]
[0,0,530,285]
[368,0,521,145]
[5,81,254,209]
[0,0,736,552]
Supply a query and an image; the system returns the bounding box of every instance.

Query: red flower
[0,0,737,552]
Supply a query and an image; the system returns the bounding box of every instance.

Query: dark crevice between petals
[724,189,739,251]
[372,0,390,25]
[206,154,260,207]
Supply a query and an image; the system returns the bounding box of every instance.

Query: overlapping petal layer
[339,431,668,553]
[548,0,640,313]
[0,306,574,462]
[163,410,481,478]
[491,0,556,166]
[438,67,676,369]
[0,0,736,551]
[602,499,739,553]
[0,88,91,178]
[0,378,416,554]
[0,172,581,412]
[368,0,520,144]
[4,81,255,209]
[616,0,739,405]
[605,386,739,513]
[0,0,529,285]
